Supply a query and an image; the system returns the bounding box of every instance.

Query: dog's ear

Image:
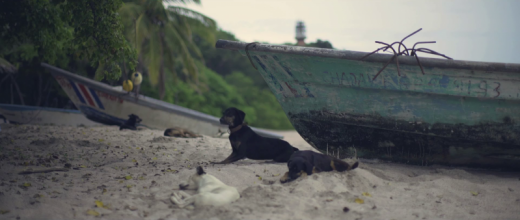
[222,108,229,115]
[196,166,206,175]
[236,109,246,124]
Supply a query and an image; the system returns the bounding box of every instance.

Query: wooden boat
[41,63,283,139]
[0,104,100,126]
[216,39,520,170]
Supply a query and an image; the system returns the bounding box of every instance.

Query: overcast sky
[176,0,520,64]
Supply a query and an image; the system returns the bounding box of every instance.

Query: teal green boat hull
[216,40,520,170]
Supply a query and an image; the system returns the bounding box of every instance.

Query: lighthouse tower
[295,21,306,46]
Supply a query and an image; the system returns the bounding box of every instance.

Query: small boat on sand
[41,63,283,139]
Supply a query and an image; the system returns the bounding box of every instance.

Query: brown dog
[164,127,202,138]
[280,150,359,183]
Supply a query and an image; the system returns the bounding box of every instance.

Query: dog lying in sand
[119,114,142,130]
[164,127,202,138]
[171,166,240,209]
[280,150,359,183]
[214,107,299,164]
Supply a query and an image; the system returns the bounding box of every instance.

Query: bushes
[224,71,293,129]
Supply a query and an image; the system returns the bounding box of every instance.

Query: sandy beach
[0,124,519,220]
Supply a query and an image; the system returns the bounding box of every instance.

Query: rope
[245,42,259,70]
[360,28,452,81]
[23,107,44,125]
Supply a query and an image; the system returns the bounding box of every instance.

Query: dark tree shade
[0,0,136,80]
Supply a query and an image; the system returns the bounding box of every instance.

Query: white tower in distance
[295,21,306,46]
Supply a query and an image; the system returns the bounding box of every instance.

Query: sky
[174,0,520,64]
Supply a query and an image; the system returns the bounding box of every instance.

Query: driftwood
[18,168,70,175]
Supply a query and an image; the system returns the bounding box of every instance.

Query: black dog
[119,114,142,130]
[280,150,359,183]
[214,107,299,164]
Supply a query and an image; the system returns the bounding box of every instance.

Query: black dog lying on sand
[280,150,359,183]
[214,107,299,164]
[119,114,142,130]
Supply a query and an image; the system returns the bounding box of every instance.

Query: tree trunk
[40,79,51,107]
[36,73,43,106]
[137,53,144,74]
[11,74,25,105]
[44,84,52,107]
[122,60,128,81]
[0,73,10,85]
[174,87,178,104]
[158,31,165,100]
[10,81,13,104]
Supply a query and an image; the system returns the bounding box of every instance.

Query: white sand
[0,124,519,220]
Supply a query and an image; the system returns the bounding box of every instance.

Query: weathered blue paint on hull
[216,40,520,170]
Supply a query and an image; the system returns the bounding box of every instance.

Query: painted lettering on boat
[272,55,294,77]
[97,91,123,103]
[284,82,302,97]
[281,82,315,98]
[253,56,284,92]
[492,82,501,98]
[55,76,73,90]
[320,72,508,99]
[249,53,516,100]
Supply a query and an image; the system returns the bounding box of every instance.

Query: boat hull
[0,104,100,126]
[216,40,520,169]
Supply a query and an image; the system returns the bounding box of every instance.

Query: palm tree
[119,0,216,100]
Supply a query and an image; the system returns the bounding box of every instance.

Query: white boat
[41,63,283,139]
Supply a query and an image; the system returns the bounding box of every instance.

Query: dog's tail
[331,158,359,172]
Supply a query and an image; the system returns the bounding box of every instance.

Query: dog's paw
[279,172,291,184]
[262,179,276,185]
[179,183,189,190]
[171,195,181,206]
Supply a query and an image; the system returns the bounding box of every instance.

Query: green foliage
[140,61,246,118]
[139,61,293,130]
[0,0,299,130]
[62,0,136,81]
[0,0,137,79]
[193,30,268,89]
[191,30,295,129]
[283,39,334,49]
[0,0,72,67]
[118,0,216,99]
[224,71,293,129]
[306,39,334,49]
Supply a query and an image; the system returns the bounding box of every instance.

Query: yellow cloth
[122,79,133,92]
